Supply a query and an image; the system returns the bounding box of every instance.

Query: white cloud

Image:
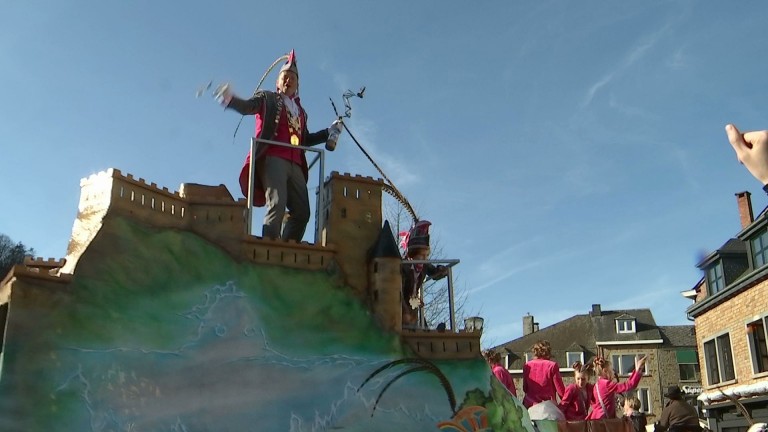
[667,47,687,70]
[581,24,669,108]
[581,72,615,108]
[470,225,644,296]
[468,258,548,295]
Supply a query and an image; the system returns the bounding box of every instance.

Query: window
[611,354,648,376]
[679,363,701,382]
[751,229,768,269]
[703,333,736,385]
[567,351,584,367]
[637,388,651,413]
[525,352,534,363]
[677,349,701,382]
[707,262,725,295]
[747,316,768,374]
[616,319,636,334]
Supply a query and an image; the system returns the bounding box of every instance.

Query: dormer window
[750,229,768,269]
[697,239,748,297]
[707,261,725,295]
[616,318,636,334]
[566,351,584,366]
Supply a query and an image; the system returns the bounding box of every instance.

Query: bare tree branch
[0,234,35,279]
[382,196,477,330]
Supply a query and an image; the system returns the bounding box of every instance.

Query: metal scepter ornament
[328,87,365,151]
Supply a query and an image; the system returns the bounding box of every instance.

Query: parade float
[0,156,532,430]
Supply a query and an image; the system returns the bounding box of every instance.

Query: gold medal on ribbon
[290,134,299,146]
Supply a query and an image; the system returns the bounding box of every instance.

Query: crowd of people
[479,126,768,430]
[485,340,702,432]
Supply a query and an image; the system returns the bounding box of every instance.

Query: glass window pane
[704,339,720,385]
[708,266,721,294]
[748,319,768,373]
[621,355,634,375]
[638,388,650,413]
[756,232,768,269]
[567,352,582,366]
[679,363,700,381]
[717,334,735,381]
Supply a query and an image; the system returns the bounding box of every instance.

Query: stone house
[685,191,768,432]
[491,304,700,421]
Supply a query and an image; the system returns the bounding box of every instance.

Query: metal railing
[401,258,461,331]
[246,138,326,241]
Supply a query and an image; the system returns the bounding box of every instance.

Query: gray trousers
[260,156,310,241]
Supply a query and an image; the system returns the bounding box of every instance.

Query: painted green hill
[0,215,531,431]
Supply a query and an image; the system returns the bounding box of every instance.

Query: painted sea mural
[0,169,533,431]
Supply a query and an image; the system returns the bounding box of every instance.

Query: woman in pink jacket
[558,361,593,420]
[485,349,517,397]
[586,355,647,420]
[522,340,565,409]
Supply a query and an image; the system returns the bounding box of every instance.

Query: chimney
[736,191,754,229]
[523,314,534,336]
[533,322,540,332]
[590,304,601,317]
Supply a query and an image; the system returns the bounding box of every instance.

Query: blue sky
[3,0,768,347]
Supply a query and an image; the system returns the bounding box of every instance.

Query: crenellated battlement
[23,257,66,271]
[65,168,394,279]
[0,257,72,295]
[335,171,381,183]
[241,236,336,271]
[82,168,182,197]
[401,329,483,360]
[109,170,190,224]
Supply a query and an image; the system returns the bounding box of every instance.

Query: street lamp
[464,316,484,332]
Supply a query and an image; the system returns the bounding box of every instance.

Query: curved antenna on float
[230,53,291,144]
[330,88,419,223]
[342,123,419,223]
[357,357,457,417]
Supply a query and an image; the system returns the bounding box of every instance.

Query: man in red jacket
[215,50,342,241]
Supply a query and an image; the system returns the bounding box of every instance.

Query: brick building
[491,304,700,421]
[686,191,768,432]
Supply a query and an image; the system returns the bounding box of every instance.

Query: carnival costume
[401,221,448,327]
[221,50,336,241]
[523,357,566,409]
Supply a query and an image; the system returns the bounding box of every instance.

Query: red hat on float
[279,49,299,78]
[407,220,432,255]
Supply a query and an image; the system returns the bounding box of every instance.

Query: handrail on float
[245,138,326,241]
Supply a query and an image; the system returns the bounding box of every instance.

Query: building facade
[492,304,700,421]
[686,191,768,432]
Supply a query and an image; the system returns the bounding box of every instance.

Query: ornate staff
[331,88,419,223]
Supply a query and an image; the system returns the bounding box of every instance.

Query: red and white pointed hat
[279,49,299,78]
